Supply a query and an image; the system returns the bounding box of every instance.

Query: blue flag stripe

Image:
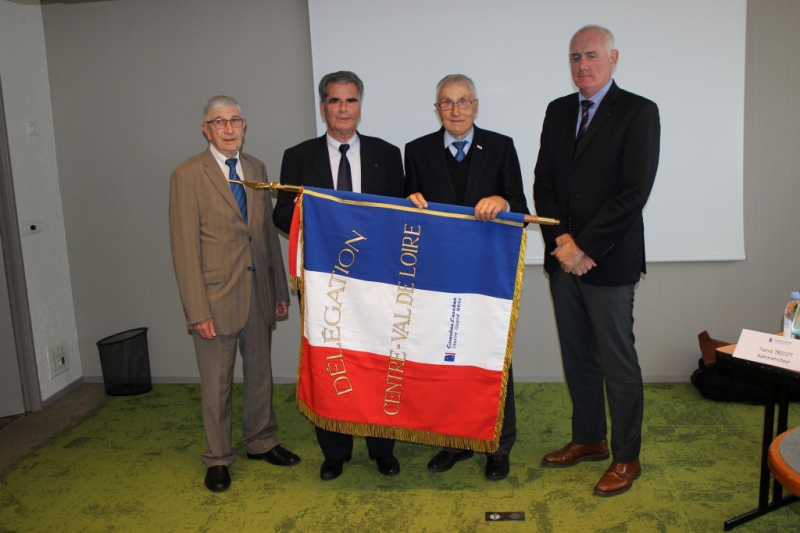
[301,188,523,300]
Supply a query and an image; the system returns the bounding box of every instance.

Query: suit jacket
[533,81,660,286]
[169,149,289,334]
[404,125,530,214]
[273,134,405,233]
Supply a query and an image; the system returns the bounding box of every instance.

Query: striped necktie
[225,158,247,222]
[575,99,594,145]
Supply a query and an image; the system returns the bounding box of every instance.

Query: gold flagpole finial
[228,180,303,194]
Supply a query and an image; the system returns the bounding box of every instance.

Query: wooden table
[715,344,800,530]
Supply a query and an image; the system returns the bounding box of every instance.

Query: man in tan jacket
[169,95,298,492]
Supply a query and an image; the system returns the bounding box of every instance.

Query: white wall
[2,0,798,402]
[0,0,81,401]
[40,0,316,385]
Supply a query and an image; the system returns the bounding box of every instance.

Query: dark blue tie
[337,144,352,191]
[226,158,247,222]
[452,140,468,162]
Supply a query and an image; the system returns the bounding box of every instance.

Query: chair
[768,426,800,497]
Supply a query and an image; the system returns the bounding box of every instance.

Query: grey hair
[435,74,477,101]
[318,71,364,102]
[203,95,242,120]
[572,25,615,51]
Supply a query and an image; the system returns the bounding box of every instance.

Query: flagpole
[229,180,559,225]
[229,180,303,194]
[523,215,559,226]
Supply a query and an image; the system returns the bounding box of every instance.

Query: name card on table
[733,329,800,372]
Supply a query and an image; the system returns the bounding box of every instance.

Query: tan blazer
[169,148,289,334]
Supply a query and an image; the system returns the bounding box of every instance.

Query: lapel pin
[477,145,483,150]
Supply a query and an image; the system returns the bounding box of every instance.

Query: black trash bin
[96,327,152,396]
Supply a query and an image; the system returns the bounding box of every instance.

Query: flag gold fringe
[296,398,500,453]
[489,226,527,450]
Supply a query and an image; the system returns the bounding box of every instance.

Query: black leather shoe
[485,454,510,481]
[371,455,400,476]
[204,465,231,492]
[247,445,301,466]
[427,450,474,473]
[320,456,351,481]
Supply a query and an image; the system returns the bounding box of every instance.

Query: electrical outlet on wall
[48,341,69,378]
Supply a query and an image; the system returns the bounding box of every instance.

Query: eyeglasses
[435,99,477,111]
[204,117,244,130]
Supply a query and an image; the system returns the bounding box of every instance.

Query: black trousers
[316,428,395,460]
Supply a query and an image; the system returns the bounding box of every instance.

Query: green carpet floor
[1,382,799,532]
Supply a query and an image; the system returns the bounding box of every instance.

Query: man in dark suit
[273,71,405,481]
[533,25,660,496]
[169,95,300,493]
[405,74,529,481]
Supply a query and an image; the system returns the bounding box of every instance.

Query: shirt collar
[327,132,360,154]
[443,127,475,149]
[579,78,614,107]
[209,143,240,166]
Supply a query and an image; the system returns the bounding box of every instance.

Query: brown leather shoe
[594,460,641,496]
[541,439,610,467]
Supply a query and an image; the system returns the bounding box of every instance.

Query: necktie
[452,140,468,162]
[575,100,594,145]
[337,144,352,191]
[225,158,247,222]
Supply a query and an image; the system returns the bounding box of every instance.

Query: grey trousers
[548,268,643,463]
[193,278,279,467]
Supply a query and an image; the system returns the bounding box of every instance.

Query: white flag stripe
[303,270,510,371]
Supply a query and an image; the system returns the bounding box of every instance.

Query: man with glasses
[274,71,404,481]
[170,95,299,493]
[404,74,529,481]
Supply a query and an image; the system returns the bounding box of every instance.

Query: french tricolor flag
[289,188,526,452]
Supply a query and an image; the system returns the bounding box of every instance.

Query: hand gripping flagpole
[228,180,559,225]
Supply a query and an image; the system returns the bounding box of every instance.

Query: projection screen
[308,0,746,264]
